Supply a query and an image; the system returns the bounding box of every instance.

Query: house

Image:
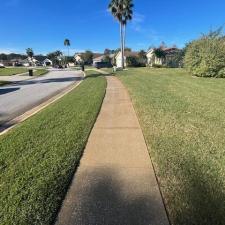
[146,47,180,67]
[0,60,13,66]
[43,58,53,67]
[92,55,104,65]
[20,57,40,67]
[10,59,24,66]
[115,51,139,68]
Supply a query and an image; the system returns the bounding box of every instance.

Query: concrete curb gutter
[0,79,83,136]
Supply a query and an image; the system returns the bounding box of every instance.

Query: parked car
[94,62,112,69]
[15,63,23,67]
[53,65,64,69]
[36,62,43,67]
[0,63,5,68]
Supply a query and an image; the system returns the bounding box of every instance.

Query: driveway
[0,69,83,125]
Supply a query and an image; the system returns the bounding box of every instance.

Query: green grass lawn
[0,81,11,86]
[115,68,225,225]
[0,67,28,76]
[0,68,48,76]
[0,72,106,225]
[33,69,48,76]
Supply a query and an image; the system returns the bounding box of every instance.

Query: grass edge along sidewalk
[0,71,106,225]
[113,67,225,225]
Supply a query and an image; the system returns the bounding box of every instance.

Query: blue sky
[0,0,225,55]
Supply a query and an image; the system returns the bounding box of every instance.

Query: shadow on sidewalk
[56,167,167,225]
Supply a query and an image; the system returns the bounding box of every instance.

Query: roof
[93,55,104,61]
[124,51,139,57]
[10,58,23,62]
[74,53,82,57]
[43,58,52,62]
[162,47,179,53]
[115,51,139,58]
[93,53,104,59]
[147,47,180,55]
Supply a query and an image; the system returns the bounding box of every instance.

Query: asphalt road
[0,69,83,125]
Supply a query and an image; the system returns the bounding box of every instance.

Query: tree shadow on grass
[172,156,225,225]
[55,167,168,225]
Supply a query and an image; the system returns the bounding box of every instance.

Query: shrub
[184,30,225,77]
[126,56,146,67]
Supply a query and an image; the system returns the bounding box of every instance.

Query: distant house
[92,55,104,65]
[115,51,139,68]
[21,58,30,67]
[1,60,13,66]
[10,59,23,66]
[20,57,40,67]
[43,58,53,67]
[146,47,180,67]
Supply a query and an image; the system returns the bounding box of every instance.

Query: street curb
[0,79,83,136]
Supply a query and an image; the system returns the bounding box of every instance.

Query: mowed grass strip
[33,69,48,76]
[0,68,28,76]
[0,73,106,225]
[116,68,225,225]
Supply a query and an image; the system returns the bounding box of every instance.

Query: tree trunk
[68,47,70,66]
[123,24,126,64]
[120,22,124,69]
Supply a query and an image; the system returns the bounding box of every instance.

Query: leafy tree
[138,50,147,59]
[0,54,8,61]
[154,48,166,59]
[47,50,63,66]
[126,56,146,67]
[103,55,112,64]
[35,55,47,62]
[81,51,94,65]
[184,29,225,77]
[104,49,111,55]
[170,49,185,68]
[138,50,147,65]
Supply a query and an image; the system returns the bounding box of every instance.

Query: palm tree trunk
[68,47,69,67]
[123,24,126,67]
[120,22,124,69]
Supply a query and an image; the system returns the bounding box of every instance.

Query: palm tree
[122,0,133,60]
[26,48,34,58]
[108,0,124,68]
[64,39,71,65]
[108,0,133,69]
[26,48,34,66]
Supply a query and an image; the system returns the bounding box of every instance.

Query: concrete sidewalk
[55,76,169,225]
